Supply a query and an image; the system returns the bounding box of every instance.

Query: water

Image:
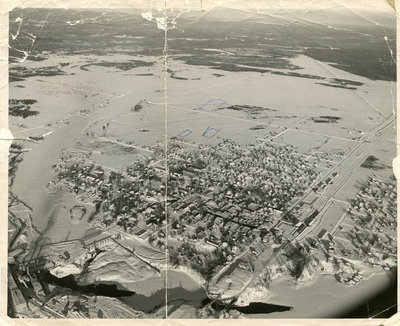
[12,115,89,242]
[41,271,135,297]
[42,269,292,315]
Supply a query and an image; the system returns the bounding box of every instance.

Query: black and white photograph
[4,0,398,320]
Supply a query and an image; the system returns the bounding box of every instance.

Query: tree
[195,225,205,238]
[148,235,156,244]
[169,248,180,266]
[62,301,70,316]
[8,143,25,186]
[285,246,312,280]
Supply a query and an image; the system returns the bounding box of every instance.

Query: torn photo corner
[1,0,399,324]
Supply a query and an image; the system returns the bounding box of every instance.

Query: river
[12,115,90,242]
[42,267,293,316]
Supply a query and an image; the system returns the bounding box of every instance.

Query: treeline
[9,99,39,118]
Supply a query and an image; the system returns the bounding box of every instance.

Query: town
[46,133,396,284]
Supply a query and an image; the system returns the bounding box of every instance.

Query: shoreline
[255,268,395,318]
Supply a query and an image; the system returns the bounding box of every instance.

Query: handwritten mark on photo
[177,129,193,138]
[199,99,227,112]
[202,126,221,139]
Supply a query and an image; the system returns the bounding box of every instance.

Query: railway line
[217,113,396,310]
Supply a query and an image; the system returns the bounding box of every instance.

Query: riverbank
[255,269,395,318]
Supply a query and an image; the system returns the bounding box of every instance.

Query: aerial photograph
[6,0,397,320]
